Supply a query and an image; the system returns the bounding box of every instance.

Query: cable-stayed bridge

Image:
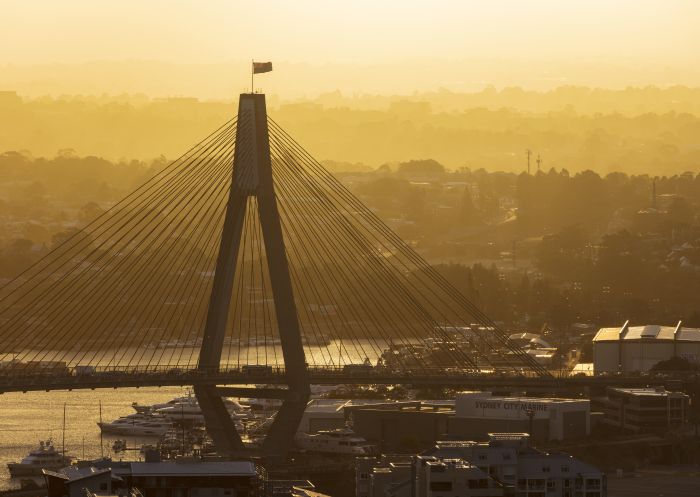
[0,93,655,456]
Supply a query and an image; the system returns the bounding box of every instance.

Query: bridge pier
[194,384,246,454]
[196,93,310,458]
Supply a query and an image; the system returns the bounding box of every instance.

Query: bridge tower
[195,93,310,458]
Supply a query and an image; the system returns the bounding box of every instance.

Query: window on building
[529,479,546,488]
[639,397,665,408]
[547,479,556,490]
[479,454,487,460]
[429,481,452,492]
[360,473,369,479]
[586,478,600,489]
[468,478,489,488]
[543,466,551,472]
[562,466,569,473]
[517,479,527,489]
[99,483,108,491]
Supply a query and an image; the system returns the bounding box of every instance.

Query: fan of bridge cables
[0,115,548,377]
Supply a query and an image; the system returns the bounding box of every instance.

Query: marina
[0,387,185,490]
[6,440,71,478]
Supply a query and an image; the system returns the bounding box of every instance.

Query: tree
[80,202,105,223]
[459,187,481,226]
[650,356,695,372]
[396,159,445,177]
[536,225,589,280]
[668,196,693,224]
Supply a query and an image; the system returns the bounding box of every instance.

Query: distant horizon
[2,84,700,175]
[3,57,700,100]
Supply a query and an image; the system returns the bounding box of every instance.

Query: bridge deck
[0,367,688,393]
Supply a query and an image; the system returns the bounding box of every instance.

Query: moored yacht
[156,395,253,422]
[294,427,375,455]
[131,391,196,414]
[7,440,72,477]
[97,413,172,437]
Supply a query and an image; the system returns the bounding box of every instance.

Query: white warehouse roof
[593,321,700,343]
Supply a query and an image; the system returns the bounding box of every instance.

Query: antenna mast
[526,149,531,175]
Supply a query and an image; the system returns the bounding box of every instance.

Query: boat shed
[592,320,700,373]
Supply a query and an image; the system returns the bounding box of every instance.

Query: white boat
[132,391,196,414]
[294,428,375,455]
[238,384,333,412]
[240,397,283,411]
[7,440,72,477]
[155,394,253,423]
[98,413,172,437]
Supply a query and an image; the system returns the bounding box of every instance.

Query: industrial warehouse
[346,392,591,451]
[450,392,590,442]
[592,321,700,373]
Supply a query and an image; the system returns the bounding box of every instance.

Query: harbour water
[0,386,185,490]
[0,340,384,490]
[3,340,387,370]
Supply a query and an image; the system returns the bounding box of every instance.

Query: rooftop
[609,387,686,397]
[457,391,587,405]
[129,461,256,477]
[593,321,700,342]
[488,433,530,441]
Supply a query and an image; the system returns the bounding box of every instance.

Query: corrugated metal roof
[593,324,700,342]
[130,461,256,476]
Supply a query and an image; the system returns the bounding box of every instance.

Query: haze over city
[1,2,700,497]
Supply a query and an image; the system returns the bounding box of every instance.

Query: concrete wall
[352,409,450,453]
[447,417,550,443]
[594,341,700,372]
[561,410,588,439]
[452,393,589,441]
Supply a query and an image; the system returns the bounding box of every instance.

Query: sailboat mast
[99,400,104,458]
[62,403,66,456]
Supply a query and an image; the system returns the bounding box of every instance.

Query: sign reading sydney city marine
[475,399,549,412]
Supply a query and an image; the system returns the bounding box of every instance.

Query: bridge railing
[0,363,541,384]
[1,362,697,387]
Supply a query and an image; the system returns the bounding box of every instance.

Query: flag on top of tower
[253,61,273,74]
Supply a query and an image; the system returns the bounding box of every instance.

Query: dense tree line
[1,150,700,333]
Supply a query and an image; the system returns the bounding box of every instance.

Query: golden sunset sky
[1,0,699,97]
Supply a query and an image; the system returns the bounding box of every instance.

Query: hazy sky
[2,0,699,97]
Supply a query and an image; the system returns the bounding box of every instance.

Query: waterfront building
[44,466,114,497]
[348,401,454,452]
[595,387,689,433]
[592,321,700,373]
[357,433,606,497]
[348,394,588,450]
[47,460,262,497]
[126,461,260,497]
[451,392,589,443]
